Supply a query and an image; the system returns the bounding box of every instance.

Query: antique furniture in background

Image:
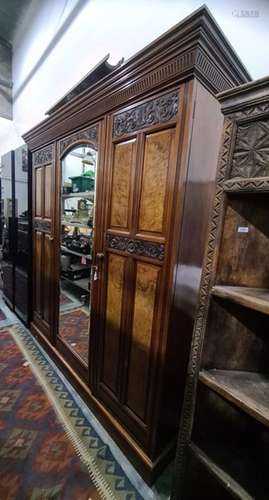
[172,76,269,498]
[23,7,250,483]
[1,145,32,324]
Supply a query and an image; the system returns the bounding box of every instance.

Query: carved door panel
[32,145,55,341]
[95,90,180,444]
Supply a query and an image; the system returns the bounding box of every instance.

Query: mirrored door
[57,143,98,366]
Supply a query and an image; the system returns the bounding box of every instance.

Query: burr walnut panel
[44,165,52,219]
[35,167,42,217]
[34,231,42,315]
[33,228,54,326]
[102,254,125,393]
[138,129,174,234]
[43,233,53,325]
[126,262,159,420]
[110,140,136,230]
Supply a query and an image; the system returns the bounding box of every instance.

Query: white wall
[1,0,269,156]
[0,117,22,155]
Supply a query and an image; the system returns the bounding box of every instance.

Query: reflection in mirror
[58,144,97,365]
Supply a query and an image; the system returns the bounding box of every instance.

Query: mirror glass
[58,144,97,365]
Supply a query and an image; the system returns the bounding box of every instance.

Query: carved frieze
[106,234,165,261]
[224,177,269,193]
[113,91,179,138]
[59,126,98,156]
[231,120,269,178]
[33,219,51,232]
[25,42,242,151]
[33,145,53,166]
[195,48,230,93]
[230,102,269,121]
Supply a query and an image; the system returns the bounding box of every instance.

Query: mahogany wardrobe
[23,7,250,483]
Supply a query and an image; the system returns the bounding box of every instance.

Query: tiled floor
[0,296,172,499]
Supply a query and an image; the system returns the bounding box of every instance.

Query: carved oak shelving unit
[173,76,269,499]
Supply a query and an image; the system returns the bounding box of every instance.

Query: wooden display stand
[173,76,269,498]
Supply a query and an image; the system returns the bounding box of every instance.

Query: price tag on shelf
[81,256,87,265]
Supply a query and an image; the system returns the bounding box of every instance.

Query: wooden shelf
[199,369,269,428]
[62,220,92,229]
[189,442,253,500]
[212,286,269,315]
[61,246,91,259]
[61,275,90,292]
[62,191,94,199]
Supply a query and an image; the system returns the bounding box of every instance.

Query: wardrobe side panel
[158,80,224,450]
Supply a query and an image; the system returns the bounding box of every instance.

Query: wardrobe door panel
[96,89,180,448]
[102,253,125,393]
[138,130,173,235]
[32,145,55,342]
[126,262,160,420]
[110,139,136,231]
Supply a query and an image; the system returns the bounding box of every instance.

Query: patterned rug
[0,325,142,499]
[0,308,6,321]
[59,308,89,364]
[60,293,72,306]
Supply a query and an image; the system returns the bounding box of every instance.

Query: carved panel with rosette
[33,144,53,166]
[231,120,269,178]
[106,234,165,261]
[59,126,98,156]
[113,90,179,138]
[33,220,52,233]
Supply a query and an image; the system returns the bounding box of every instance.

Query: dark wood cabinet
[23,7,250,483]
[172,77,269,498]
[1,146,32,325]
